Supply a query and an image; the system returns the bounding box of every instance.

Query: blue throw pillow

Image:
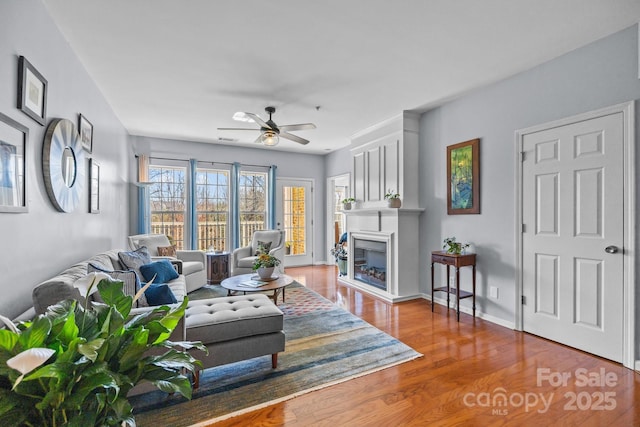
[139,259,180,283]
[144,283,177,306]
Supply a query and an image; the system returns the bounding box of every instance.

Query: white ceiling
[43,0,640,154]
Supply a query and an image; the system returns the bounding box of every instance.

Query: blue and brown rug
[130,283,422,426]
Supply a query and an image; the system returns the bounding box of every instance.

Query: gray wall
[132,136,328,262]
[0,0,132,319]
[419,25,640,331]
[325,145,351,179]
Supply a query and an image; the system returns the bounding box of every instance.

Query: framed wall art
[0,113,28,213]
[447,138,480,215]
[17,56,47,126]
[89,158,100,213]
[79,114,93,153]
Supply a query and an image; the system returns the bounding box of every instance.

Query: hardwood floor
[206,265,639,426]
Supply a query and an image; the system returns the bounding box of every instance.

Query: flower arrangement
[0,273,204,426]
[443,237,470,255]
[252,253,281,270]
[384,189,400,200]
[341,197,355,204]
[330,243,348,262]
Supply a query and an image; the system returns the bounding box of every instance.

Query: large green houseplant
[0,274,205,426]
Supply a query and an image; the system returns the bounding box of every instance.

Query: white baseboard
[635,360,640,372]
[421,293,515,330]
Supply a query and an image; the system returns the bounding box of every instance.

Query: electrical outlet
[490,286,499,299]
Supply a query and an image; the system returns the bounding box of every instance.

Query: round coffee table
[221,273,293,304]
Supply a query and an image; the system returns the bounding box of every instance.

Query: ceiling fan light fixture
[232,111,253,122]
[261,131,279,146]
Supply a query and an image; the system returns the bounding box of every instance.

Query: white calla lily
[73,271,113,297]
[7,347,56,389]
[0,313,19,333]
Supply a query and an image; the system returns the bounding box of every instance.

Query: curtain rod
[136,154,270,169]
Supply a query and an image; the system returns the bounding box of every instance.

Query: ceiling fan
[218,106,316,146]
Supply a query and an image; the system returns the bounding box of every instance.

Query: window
[195,167,229,251]
[149,165,186,249]
[282,185,306,255]
[238,171,267,247]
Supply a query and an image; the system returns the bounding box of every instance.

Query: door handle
[604,245,619,254]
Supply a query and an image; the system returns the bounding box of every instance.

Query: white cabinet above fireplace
[350,112,419,210]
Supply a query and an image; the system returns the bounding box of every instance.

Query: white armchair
[127,234,207,293]
[232,230,285,276]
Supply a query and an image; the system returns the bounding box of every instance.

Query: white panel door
[277,179,313,267]
[522,112,624,362]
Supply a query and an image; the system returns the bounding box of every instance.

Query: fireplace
[346,231,393,297]
[353,237,387,291]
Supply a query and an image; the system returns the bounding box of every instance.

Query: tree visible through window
[149,166,186,250]
[196,168,229,251]
[239,171,267,247]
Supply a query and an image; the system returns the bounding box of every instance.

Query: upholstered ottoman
[185,294,285,387]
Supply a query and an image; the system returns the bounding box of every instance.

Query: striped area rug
[130,283,422,426]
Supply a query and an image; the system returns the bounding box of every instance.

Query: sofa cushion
[33,281,84,315]
[88,249,125,271]
[144,283,178,306]
[139,259,179,283]
[185,294,283,344]
[32,263,88,314]
[118,247,152,280]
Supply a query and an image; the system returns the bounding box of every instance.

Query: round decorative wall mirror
[43,118,85,212]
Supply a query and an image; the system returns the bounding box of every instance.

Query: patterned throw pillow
[254,240,272,256]
[87,262,148,307]
[157,245,177,257]
[118,246,152,282]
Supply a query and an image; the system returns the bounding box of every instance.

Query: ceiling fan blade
[217,127,260,131]
[244,112,271,129]
[253,135,263,144]
[280,131,310,145]
[278,123,316,131]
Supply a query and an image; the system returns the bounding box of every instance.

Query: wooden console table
[431,251,476,321]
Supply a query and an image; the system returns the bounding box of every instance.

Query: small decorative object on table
[384,189,401,208]
[253,253,281,279]
[443,237,470,255]
[330,243,348,276]
[341,197,355,210]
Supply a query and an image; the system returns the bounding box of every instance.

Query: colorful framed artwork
[79,114,93,153]
[0,113,28,213]
[447,138,480,215]
[89,158,100,213]
[17,56,47,126]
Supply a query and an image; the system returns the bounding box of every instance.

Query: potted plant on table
[330,243,348,276]
[0,274,205,427]
[443,237,470,255]
[384,189,401,208]
[341,197,355,210]
[253,253,281,279]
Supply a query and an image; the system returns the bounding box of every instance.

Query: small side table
[431,251,476,321]
[206,252,230,285]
